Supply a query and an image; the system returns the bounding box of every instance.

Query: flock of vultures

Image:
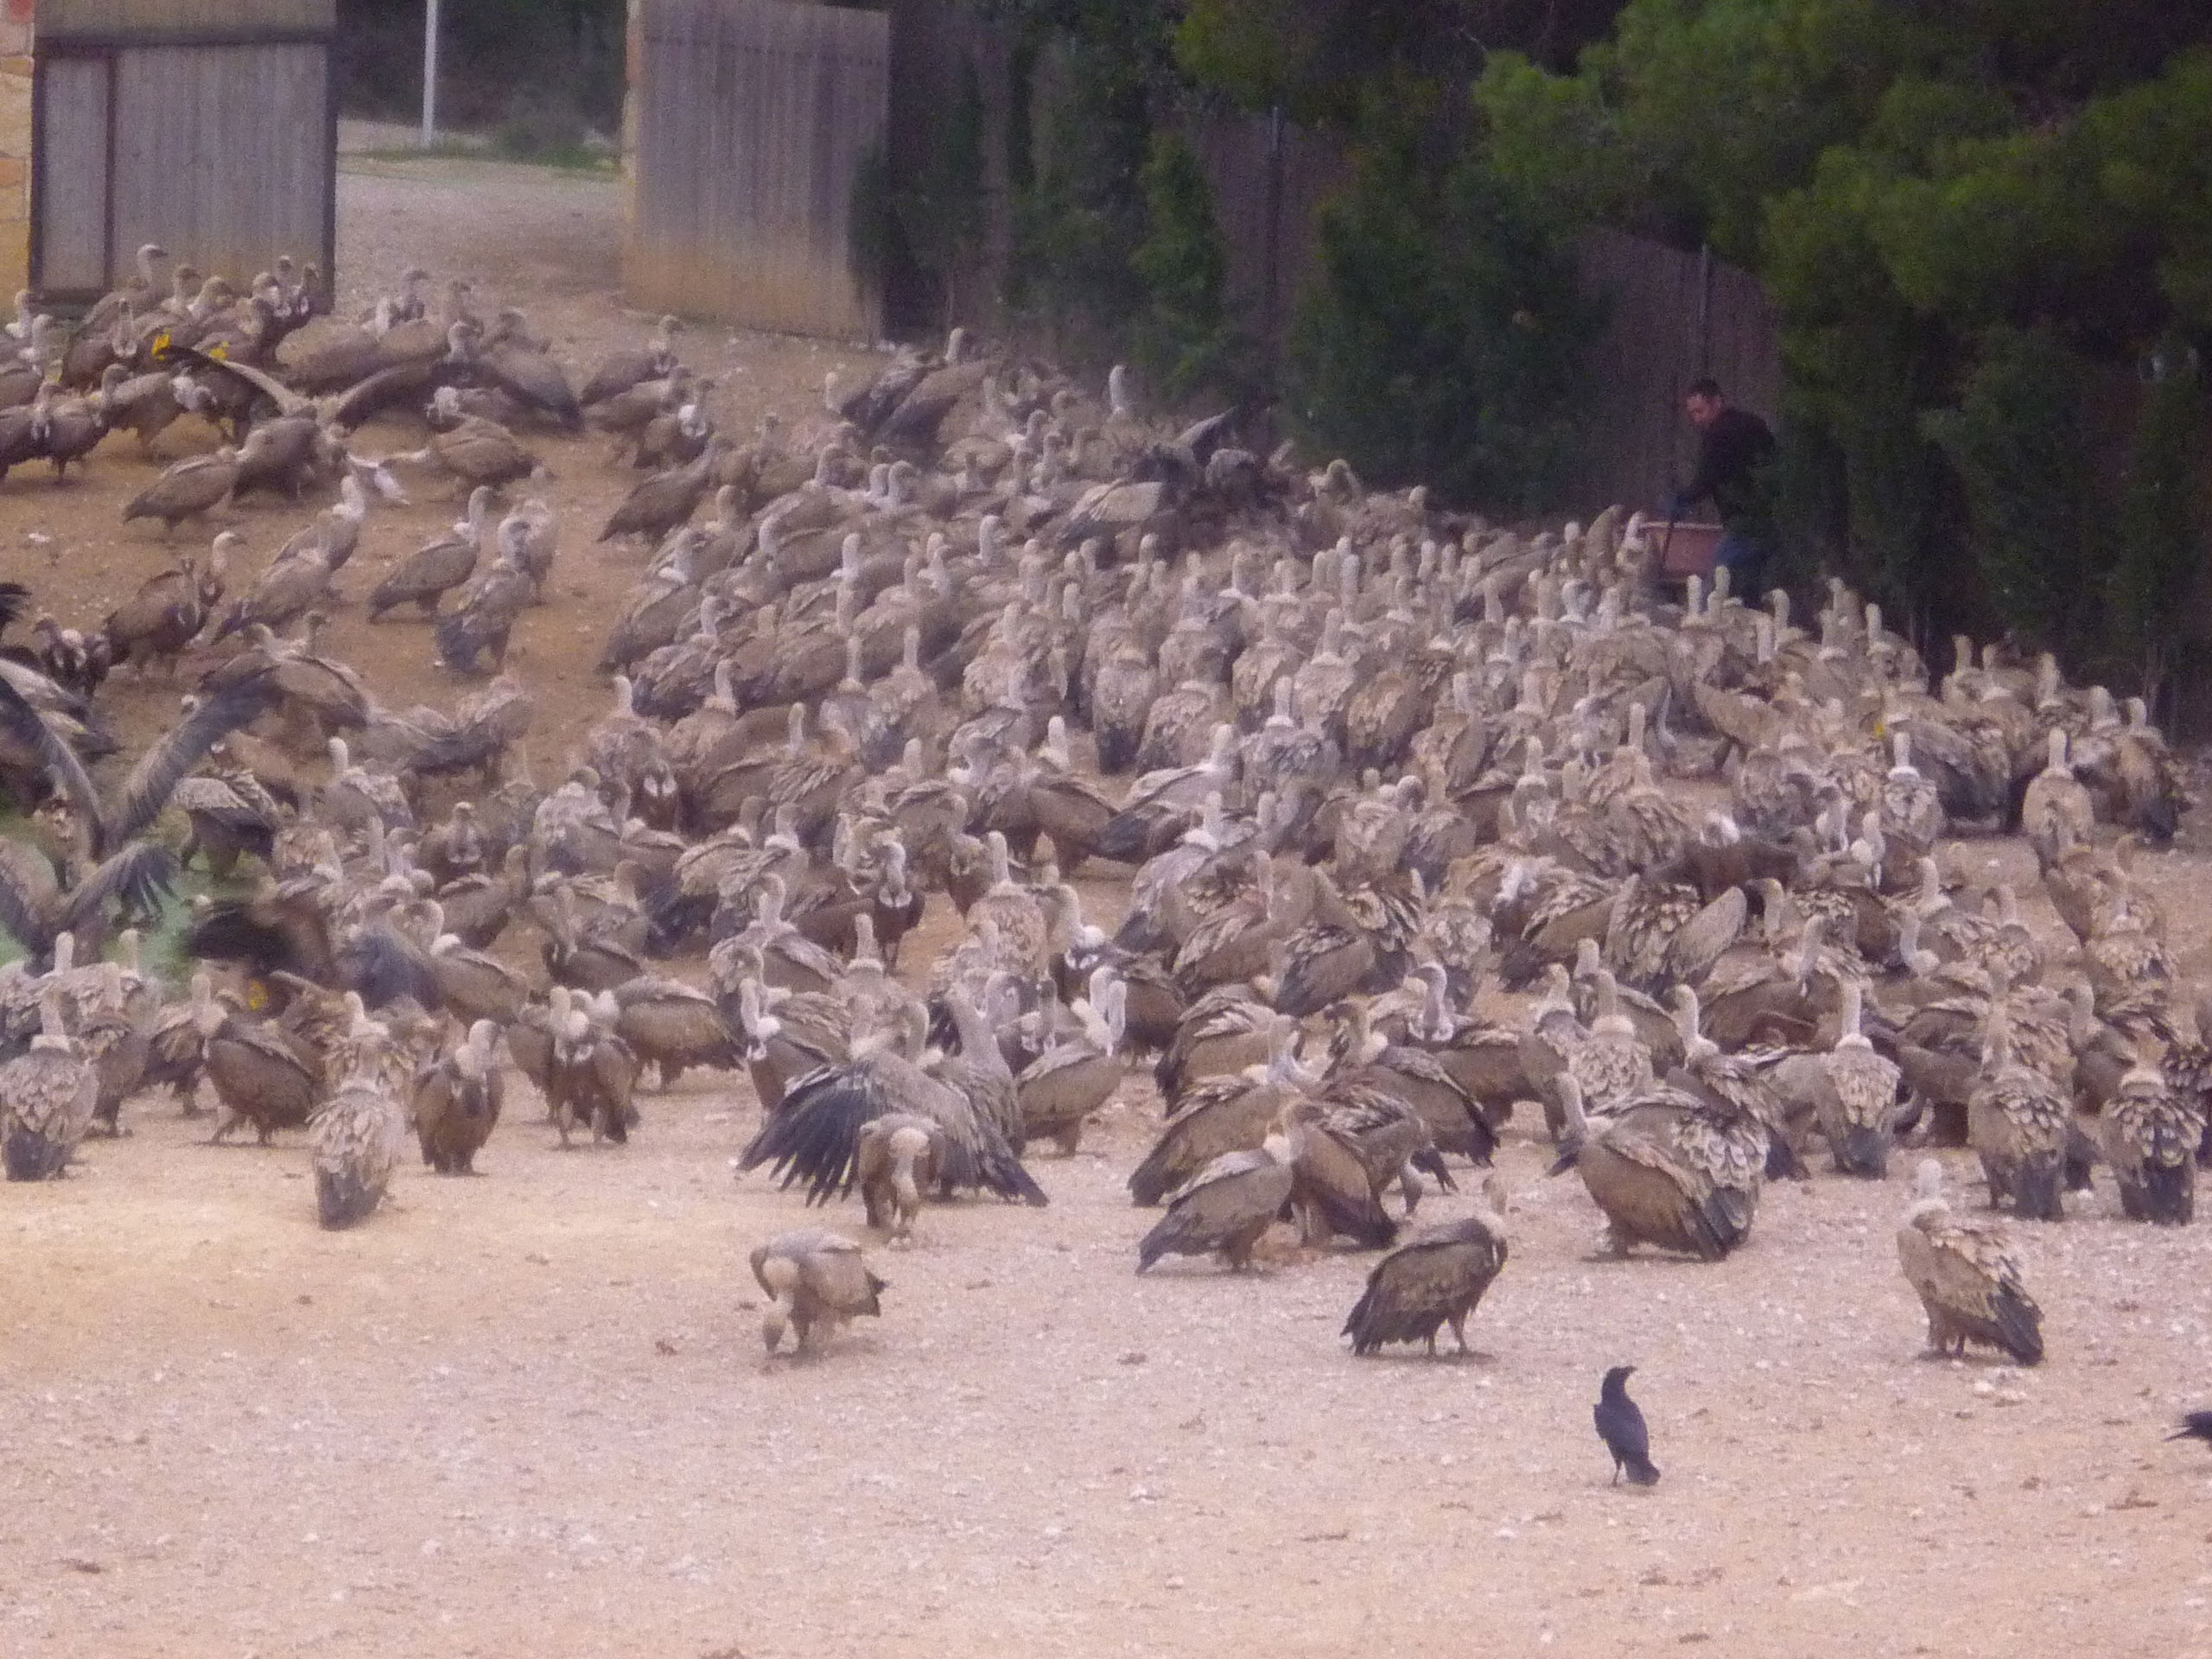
[0,250,2208,1433]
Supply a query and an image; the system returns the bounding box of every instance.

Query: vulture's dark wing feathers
[188,890,340,984]
[408,718,499,778]
[0,836,60,956]
[163,344,311,419]
[739,1060,883,1205]
[63,840,177,934]
[329,360,451,431]
[958,1114,1049,1206]
[0,672,99,832]
[105,671,276,855]
[339,925,442,1010]
[1173,407,1237,467]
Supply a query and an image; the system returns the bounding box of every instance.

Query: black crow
[1594,1364,1660,1486]
[2167,1411,2212,1446]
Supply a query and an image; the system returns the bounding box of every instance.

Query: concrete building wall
[625,0,888,340]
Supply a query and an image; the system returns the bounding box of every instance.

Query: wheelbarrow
[1655,519,1722,581]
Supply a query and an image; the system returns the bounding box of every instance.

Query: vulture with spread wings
[0,671,271,963]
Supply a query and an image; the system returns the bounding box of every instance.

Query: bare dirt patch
[3,160,2212,1659]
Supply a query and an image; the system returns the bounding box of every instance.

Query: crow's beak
[1547,1142,1582,1178]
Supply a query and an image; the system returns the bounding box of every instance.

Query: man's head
[1684,377,1726,429]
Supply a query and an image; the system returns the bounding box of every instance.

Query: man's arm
[1671,429,1723,518]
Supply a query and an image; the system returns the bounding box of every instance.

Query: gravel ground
[4,157,2212,1659]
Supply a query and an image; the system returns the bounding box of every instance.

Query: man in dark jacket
[1669,377,1777,600]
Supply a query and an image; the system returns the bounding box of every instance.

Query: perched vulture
[1343,1176,1510,1357]
[1135,1129,1296,1274]
[751,1227,887,1355]
[855,1112,947,1243]
[410,1019,505,1174]
[1896,1159,2043,1364]
[1,988,97,1180]
[311,1038,406,1229]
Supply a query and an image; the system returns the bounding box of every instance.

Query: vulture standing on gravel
[311,1025,407,1227]
[121,447,239,534]
[1967,1013,2069,1221]
[547,990,639,1147]
[1343,1174,1510,1357]
[101,538,226,676]
[580,315,683,409]
[1896,1159,2044,1364]
[739,1007,1046,1208]
[369,486,494,620]
[2021,728,2095,866]
[410,1018,504,1174]
[2099,1052,2201,1225]
[205,999,321,1143]
[1015,971,1126,1154]
[1550,1073,1760,1261]
[597,438,725,544]
[401,413,541,493]
[854,1111,947,1243]
[1,987,98,1179]
[1817,978,1901,1178]
[751,1227,887,1355]
[1136,1128,1297,1274]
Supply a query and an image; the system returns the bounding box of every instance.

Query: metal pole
[1262,105,1284,362]
[421,0,442,148]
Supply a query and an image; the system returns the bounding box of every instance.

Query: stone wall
[0,1,29,299]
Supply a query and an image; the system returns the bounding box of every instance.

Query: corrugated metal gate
[31,0,336,302]
[626,0,888,340]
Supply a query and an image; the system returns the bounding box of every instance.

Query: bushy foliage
[998,21,1245,402]
[1175,0,1608,125]
[1284,118,1597,512]
[992,0,1605,416]
[1005,34,1156,345]
[876,60,989,333]
[2107,346,2208,709]
[1774,316,1955,625]
[1921,329,2100,655]
[1472,2,2212,683]
[1128,131,1241,401]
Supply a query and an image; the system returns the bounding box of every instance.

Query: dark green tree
[1284,111,1597,510]
[1470,2,2212,682]
[1174,0,1623,124]
[894,59,989,331]
[2107,343,2208,714]
[1921,328,2100,656]
[1003,29,1158,344]
[1128,130,1241,400]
